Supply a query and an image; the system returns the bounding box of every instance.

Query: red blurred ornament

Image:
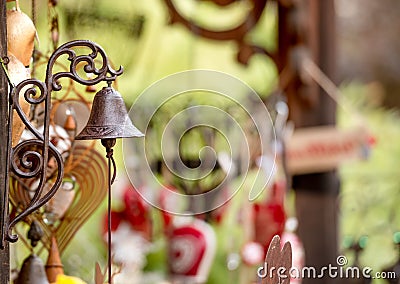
[367,134,377,147]
[101,184,152,241]
[159,185,180,230]
[209,187,231,224]
[122,185,152,240]
[102,211,124,235]
[168,218,216,283]
[253,181,286,255]
[123,186,148,225]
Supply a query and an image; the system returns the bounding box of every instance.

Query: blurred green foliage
[339,82,400,283]
[8,0,400,283]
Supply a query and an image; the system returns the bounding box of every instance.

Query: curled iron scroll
[46,40,123,90]
[7,140,63,242]
[164,0,268,41]
[163,0,277,65]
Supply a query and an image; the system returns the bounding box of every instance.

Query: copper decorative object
[45,236,64,283]
[9,145,108,254]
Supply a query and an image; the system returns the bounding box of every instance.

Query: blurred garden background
[6,0,400,283]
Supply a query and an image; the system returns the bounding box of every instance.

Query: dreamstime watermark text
[257,256,396,280]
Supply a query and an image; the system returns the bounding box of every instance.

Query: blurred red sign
[286,126,370,174]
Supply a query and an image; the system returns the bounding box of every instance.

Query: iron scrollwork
[164,0,268,40]
[3,40,123,245]
[163,0,277,65]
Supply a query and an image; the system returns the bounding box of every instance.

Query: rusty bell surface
[75,86,143,140]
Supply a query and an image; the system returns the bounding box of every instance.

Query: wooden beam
[278,1,339,283]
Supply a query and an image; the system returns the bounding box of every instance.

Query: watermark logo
[257,255,396,280]
[123,70,276,215]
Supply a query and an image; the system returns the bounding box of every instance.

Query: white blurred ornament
[111,223,153,284]
[281,217,304,284]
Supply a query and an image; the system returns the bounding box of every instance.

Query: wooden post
[278,1,339,283]
[0,0,10,283]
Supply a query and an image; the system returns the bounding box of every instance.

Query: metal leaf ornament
[261,235,292,284]
[9,144,107,253]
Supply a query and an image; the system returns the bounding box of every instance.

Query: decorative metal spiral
[163,0,276,65]
[5,40,123,243]
[46,40,123,90]
[7,140,63,242]
[11,140,44,179]
[164,0,268,41]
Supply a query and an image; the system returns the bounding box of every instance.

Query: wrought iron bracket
[1,39,123,248]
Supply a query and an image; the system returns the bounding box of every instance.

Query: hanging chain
[48,0,59,51]
[31,0,36,26]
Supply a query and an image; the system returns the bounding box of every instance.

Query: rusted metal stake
[0,0,10,282]
[102,138,117,284]
[278,1,339,283]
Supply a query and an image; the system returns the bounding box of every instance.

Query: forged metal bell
[16,254,49,284]
[75,86,143,140]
